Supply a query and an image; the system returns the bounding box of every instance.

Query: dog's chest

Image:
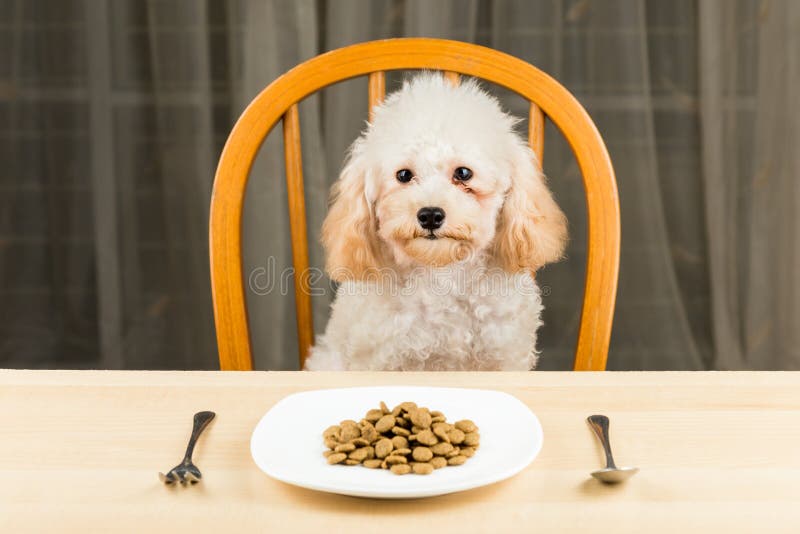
[362,270,543,370]
[405,273,523,322]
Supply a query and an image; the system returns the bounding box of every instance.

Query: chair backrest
[210,38,620,372]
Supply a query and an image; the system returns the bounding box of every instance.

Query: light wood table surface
[2,370,799,533]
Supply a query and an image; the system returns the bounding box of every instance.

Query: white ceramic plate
[250,386,542,498]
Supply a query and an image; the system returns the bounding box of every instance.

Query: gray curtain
[1,0,798,371]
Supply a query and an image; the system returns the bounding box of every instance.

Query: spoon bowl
[587,415,639,484]
[591,466,639,483]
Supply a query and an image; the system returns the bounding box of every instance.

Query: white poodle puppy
[305,73,567,371]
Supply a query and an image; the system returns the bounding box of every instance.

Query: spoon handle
[587,415,617,470]
[182,411,216,464]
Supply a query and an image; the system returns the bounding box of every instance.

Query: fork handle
[587,414,617,470]
[182,411,215,463]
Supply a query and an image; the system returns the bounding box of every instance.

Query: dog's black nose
[417,206,445,230]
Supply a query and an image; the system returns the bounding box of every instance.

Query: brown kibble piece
[360,422,379,443]
[463,432,480,447]
[395,416,408,428]
[409,408,432,429]
[412,462,434,475]
[334,442,356,453]
[365,409,384,422]
[391,426,411,437]
[363,459,382,468]
[393,448,412,456]
[391,436,409,450]
[340,424,361,442]
[446,447,460,458]
[431,442,454,456]
[390,464,412,475]
[349,447,370,462]
[455,420,477,433]
[380,401,390,414]
[430,457,447,469]
[324,437,338,449]
[375,414,396,433]
[447,428,466,445]
[460,447,476,458]
[351,438,370,447]
[344,459,361,465]
[433,424,451,443]
[412,447,433,462]
[384,455,408,465]
[399,401,418,412]
[323,450,335,457]
[375,438,393,458]
[327,453,347,465]
[447,455,467,466]
[416,429,438,446]
[323,425,340,438]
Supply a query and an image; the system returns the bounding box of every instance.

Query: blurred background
[1,0,798,371]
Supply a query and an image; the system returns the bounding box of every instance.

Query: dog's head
[322,73,567,280]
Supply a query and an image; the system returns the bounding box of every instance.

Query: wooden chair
[210,38,620,372]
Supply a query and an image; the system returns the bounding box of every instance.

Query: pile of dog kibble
[322,401,480,475]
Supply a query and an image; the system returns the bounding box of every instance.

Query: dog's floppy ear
[321,141,382,281]
[493,142,568,272]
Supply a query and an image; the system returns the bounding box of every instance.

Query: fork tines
[159,470,200,485]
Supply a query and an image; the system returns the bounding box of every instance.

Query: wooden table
[2,370,799,532]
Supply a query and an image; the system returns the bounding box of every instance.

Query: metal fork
[159,411,215,485]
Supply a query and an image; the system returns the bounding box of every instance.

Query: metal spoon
[587,414,638,483]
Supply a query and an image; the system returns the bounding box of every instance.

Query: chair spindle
[282,104,314,368]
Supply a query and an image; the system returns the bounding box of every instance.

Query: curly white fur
[305,73,567,371]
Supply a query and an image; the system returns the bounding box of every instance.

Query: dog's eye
[396,169,413,183]
[453,167,473,181]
